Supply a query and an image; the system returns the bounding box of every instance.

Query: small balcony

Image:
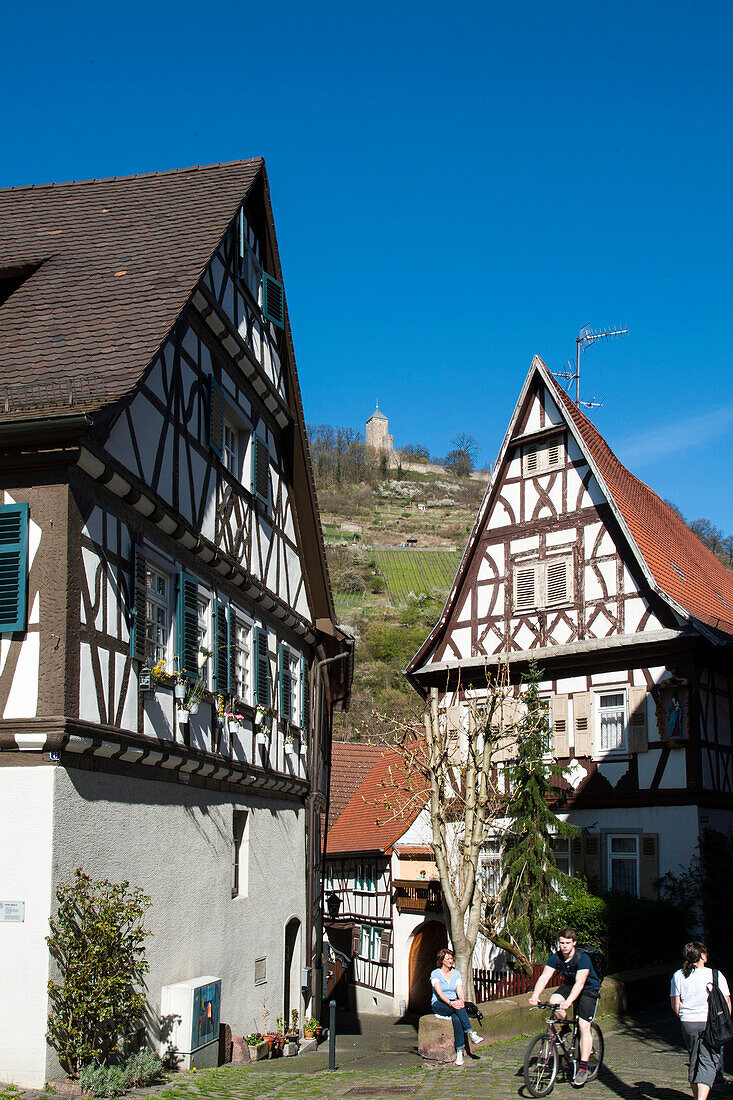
[393,878,442,914]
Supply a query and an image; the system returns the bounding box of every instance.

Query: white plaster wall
[0,767,55,1088]
[47,768,306,1081]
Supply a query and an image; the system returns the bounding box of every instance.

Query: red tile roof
[327,743,429,855]
[0,160,262,419]
[328,742,385,828]
[544,366,733,636]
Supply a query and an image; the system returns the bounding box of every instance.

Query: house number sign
[0,902,25,922]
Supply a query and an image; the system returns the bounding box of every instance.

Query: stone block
[418,1014,457,1063]
[299,1038,318,1054]
[231,1035,248,1063]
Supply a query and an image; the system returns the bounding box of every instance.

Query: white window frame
[480,838,503,897]
[522,433,564,477]
[552,835,571,876]
[232,611,253,705]
[607,833,639,897]
[595,688,628,755]
[355,862,376,894]
[145,562,171,665]
[513,555,573,612]
[197,592,212,688]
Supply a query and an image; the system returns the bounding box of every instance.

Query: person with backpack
[529,925,602,1086]
[671,941,731,1100]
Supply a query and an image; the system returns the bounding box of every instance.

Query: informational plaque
[0,902,25,922]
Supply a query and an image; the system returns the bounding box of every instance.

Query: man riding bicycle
[529,926,601,1087]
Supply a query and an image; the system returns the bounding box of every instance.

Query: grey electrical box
[301,966,312,988]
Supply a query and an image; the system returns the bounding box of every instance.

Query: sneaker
[468,1030,484,1045]
[573,1067,588,1087]
[455,1049,464,1066]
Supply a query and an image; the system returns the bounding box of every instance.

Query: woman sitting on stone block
[430,947,483,1065]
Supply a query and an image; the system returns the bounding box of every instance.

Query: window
[223,419,242,478]
[359,924,382,961]
[145,564,170,664]
[480,838,502,897]
[254,627,270,706]
[232,615,252,704]
[552,836,571,876]
[197,594,211,686]
[0,502,29,633]
[250,433,270,506]
[254,956,267,985]
[522,434,564,476]
[232,810,249,898]
[355,863,376,893]
[513,557,572,612]
[597,691,626,753]
[238,211,263,306]
[607,834,639,896]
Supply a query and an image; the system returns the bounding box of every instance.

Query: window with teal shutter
[209,376,224,458]
[300,657,310,732]
[254,627,270,706]
[251,434,269,505]
[129,544,147,661]
[262,273,285,328]
[214,600,229,693]
[176,573,199,679]
[279,643,292,723]
[0,503,29,633]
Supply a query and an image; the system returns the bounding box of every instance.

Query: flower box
[249,1039,269,1061]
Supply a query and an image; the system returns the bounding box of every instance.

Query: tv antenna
[567,324,628,404]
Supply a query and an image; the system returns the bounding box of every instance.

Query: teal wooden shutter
[209,376,224,458]
[176,573,199,679]
[214,600,229,693]
[238,208,246,259]
[129,545,147,661]
[228,611,238,698]
[279,643,292,722]
[251,434,269,503]
[301,657,310,732]
[262,273,285,328]
[254,627,270,706]
[0,503,29,633]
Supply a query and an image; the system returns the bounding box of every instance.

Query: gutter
[0,413,92,443]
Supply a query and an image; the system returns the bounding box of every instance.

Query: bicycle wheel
[523,1033,559,1097]
[570,1022,604,1081]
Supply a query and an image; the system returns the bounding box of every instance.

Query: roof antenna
[569,324,628,405]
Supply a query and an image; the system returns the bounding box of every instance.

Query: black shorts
[554,983,600,1023]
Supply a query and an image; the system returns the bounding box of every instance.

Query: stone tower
[366,404,394,455]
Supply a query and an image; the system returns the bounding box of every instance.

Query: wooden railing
[393,879,442,914]
[472,964,562,1003]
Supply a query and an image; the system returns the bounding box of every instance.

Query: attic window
[0,263,40,309]
[670,562,685,580]
[522,434,564,477]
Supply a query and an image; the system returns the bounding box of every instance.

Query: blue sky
[2,0,731,528]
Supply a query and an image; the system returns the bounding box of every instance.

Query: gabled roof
[328,742,385,827]
[326,742,429,855]
[0,160,262,418]
[407,355,733,682]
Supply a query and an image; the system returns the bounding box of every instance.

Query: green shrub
[78,1065,128,1098]
[121,1048,163,1087]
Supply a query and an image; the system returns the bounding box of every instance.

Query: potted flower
[303,1016,319,1040]
[174,671,187,701]
[244,1033,269,1061]
[198,645,212,670]
[150,658,169,687]
[255,704,271,744]
[299,738,308,757]
[284,733,295,756]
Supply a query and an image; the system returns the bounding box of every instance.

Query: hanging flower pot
[299,742,307,757]
[174,683,186,701]
[256,731,269,746]
[285,741,295,756]
[178,709,190,725]
[189,701,199,715]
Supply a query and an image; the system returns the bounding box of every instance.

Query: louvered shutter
[514,564,537,611]
[571,836,585,877]
[254,627,270,706]
[379,928,392,964]
[214,600,229,693]
[628,686,648,753]
[251,434,269,503]
[547,435,562,468]
[262,273,285,327]
[209,376,224,458]
[552,694,570,758]
[0,503,29,633]
[301,657,310,732]
[352,924,361,956]
[546,558,571,607]
[130,545,148,661]
[524,445,540,475]
[445,705,463,763]
[493,698,519,761]
[573,692,592,756]
[584,833,601,887]
[279,642,292,722]
[176,573,199,679]
[640,833,659,898]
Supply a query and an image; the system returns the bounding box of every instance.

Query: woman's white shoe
[468,1030,484,1045]
[455,1049,464,1066]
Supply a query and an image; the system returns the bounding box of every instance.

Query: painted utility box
[160,976,222,1069]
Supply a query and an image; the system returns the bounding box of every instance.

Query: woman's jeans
[433,1001,471,1049]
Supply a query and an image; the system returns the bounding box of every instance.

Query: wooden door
[408,920,448,1014]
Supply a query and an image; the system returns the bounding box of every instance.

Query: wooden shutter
[209,376,224,458]
[640,833,659,899]
[254,627,270,706]
[238,208,246,259]
[628,686,648,753]
[573,692,592,756]
[129,545,148,661]
[301,657,310,732]
[228,611,238,698]
[571,836,585,877]
[552,694,570,758]
[352,924,361,956]
[524,445,540,475]
[176,573,199,679]
[546,557,571,607]
[445,705,463,763]
[0,503,29,633]
[251,434,269,503]
[262,272,285,327]
[214,600,229,693]
[584,833,601,887]
[514,564,537,611]
[379,928,392,964]
[546,435,562,468]
[279,642,292,722]
[493,697,519,761]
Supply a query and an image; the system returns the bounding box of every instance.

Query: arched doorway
[283,918,301,1021]
[408,920,448,1015]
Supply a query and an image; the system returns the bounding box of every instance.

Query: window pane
[610,857,637,895]
[610,836,637,854]
[600,693,625,709]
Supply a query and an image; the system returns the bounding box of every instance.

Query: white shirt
[670,966,730,1022]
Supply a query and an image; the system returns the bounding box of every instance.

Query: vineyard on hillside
[373,549,463,604]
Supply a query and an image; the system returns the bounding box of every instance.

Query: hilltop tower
[366,404,394,454]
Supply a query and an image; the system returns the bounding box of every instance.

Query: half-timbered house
[0,161,351,1086]
[324,743,447,1016]
[406,355,733,901]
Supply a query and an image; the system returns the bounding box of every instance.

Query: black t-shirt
[547,948,601,995]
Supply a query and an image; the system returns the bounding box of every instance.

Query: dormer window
[522,434,564,476]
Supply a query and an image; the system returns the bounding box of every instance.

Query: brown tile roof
[328,742,385,828]
[0,159,262,419]
[327,743,429,855]
[544,366,733,636]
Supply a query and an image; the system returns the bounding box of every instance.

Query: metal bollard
[329,999,336,1070]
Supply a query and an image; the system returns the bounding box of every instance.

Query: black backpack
[704,970,733,1049]
[578,943,605,984]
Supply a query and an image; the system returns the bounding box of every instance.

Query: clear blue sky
[2,0,731,529]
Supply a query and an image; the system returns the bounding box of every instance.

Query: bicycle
[523,1002,604,1096]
